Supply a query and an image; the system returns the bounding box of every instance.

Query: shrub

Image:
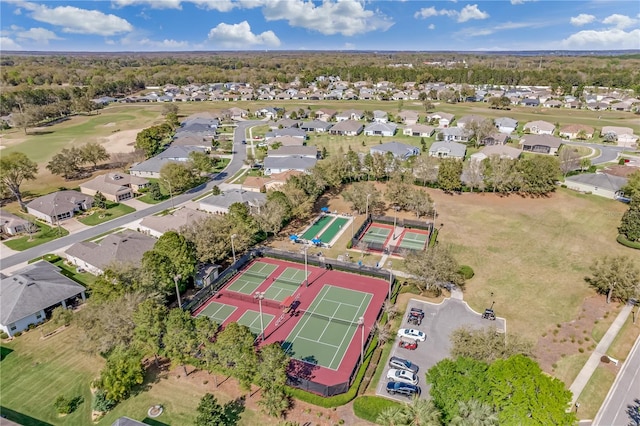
[346,240,353,249]
[0,331,8,339]
[353,396,403,423]
[44,254,61,263]
[13,331,22,337]
[28,323,36,330]
[92,390,116,412]
[54,395,82,414]
[617,234,640,250]
[458,265,474,280]
[619,158,627,165]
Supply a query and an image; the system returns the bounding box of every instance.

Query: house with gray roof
[266,135,305,147]
[523,120,555,135]
[470,145,522,162]
[398,110,420,125]
[65,230,156,275]
[111,417,147,426]
[370,142,420,159]
[80,173,149,203]
[300,120,333,133]
[364,122,397,137]
[564,173,628,200]
[403,124,435,137]
[139,207,209,238]
[199,189,267,214]
[372,110,388,123]
[26,190,93,224]
[269,145,318,158]
[264,127,307,141]
[0,209,29,236]
[129,146,205,178]
[456,115,487,129]
[480,132,510,146]
[429,142,467,159]
[440,127,471,143]
[264,156,318,176]
[520,134,562,155]
[0,261,86,337]
[329,120,364,136]
[494,117,518,134]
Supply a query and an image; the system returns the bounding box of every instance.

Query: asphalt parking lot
[377,297,507,402]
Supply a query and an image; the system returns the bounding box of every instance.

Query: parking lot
[377,297,507,402]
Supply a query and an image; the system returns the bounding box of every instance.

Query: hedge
[353,396,403,424]
[617,234,640,250]
[459,265,475,280]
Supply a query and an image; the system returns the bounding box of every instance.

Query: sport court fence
[351,215,433,254]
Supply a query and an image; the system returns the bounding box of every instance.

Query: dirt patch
[97,128,141,154]
[103,122,116,127]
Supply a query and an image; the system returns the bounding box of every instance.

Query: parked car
[483,309,496,320]
[389,356,419,373]
[386,381,421,398]
[408,308,424,325]
[399,339,418,350]
[387,368,419,385]
[397,328,426,342]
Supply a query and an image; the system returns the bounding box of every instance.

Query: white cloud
[20,1,133,36]
[414,4,488,23]
[343,42,355,50]
[140,38,190,49]
[113,0,236,12]
[17,27,62,44]
[0,37,22,50]
[570,13,595,26]
[510,0,536,4]
[428,23,435,30]
[561,28,640,49]
[208,21,280,48]
[14,8,21,15]
[602,14,637,30]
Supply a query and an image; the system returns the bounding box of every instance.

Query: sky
[0,0,639,52]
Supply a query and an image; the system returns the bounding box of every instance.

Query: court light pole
[358,316,365,365]
[255,291,265,342]
[303,245,309,287]
[230,234,237,264]
[174,274,182,308]
[365,194,372,218]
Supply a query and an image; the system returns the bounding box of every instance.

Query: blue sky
[1,1,639,52]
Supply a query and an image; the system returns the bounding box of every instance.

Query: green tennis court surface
[237,310,275,336]
[282,285,373,370]
[226,261,278,294]
[302,215,333,240]
[361,225,391,244]
[197,301,236,324]
[263,267,309,301]
[399,231,428,250]
[318,217,349,243]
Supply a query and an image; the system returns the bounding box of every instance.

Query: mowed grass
[3,221,69,251]
[77,204,135,226]
[575,366,617,420]
[430,187,631,341]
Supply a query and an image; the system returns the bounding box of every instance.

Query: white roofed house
[427,112,455,128]
[264,156,318,176]
[138,207,209,238]
[0,209,29,236]
[523,120,555,135]
[129,146,205,179]
[494,117,518,134]
[364,122,397,137]
[403,124,435,137]
[329,120,364,136]
[269,145,318,158]
[456,115,485,129]
[372,110,388,123]
[601,126,638,148]
[299,120,333,133]
[429,142,466,160]
[370,142,420,160]
[398,110,420,125]
[558,124,595,140]
[26,191,93,224]
[80,173,149,203]
[199,189,266,214]
[336,109,364,122]
[264,127,307,141]
[440,127,471,143]
[470,145,522,163]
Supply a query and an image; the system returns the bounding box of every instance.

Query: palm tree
[377,406,407,426]
[450,399,498,426]
[405,397,442,426]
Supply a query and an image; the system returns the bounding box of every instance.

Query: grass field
[78,204,136,226]
[3,221,69,251]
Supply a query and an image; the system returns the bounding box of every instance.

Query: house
[256,107,279,120]
[523,120,555,135]
[543,100,563,108]
[564,173,628,200]
[130,146,205,178]
[372,110,388,123]
[429,142,466,159]
[601,126,639,147]
[138,207,209,238]
[519,134,563,155]
[403,124,435,137]
[111,417,148,426]
[80,173,149,203]
[314,109,337,122]
[224,107,248,120]
[559,124,595,140]
[0,209,29,235]
[470,145,522,162]
[370,142,420,159]
[521,98,540,107]
[299,120,333,133]
[480,132,509,146]
[494,117,518,134]
[271,118,300,129]
[269,145,318,158]
[364,122,397,137]
[242,170,303,192]
[199,189,266,214]
[26,191,93,224]
[171,133,211,149]
[336,109,364,122]
[65,231,156,275]
[263,156,318,176]
[0,261,86,337]
[456,115,486,129]
[264,127,307,141]
[427,112,455,128]
[266,135,305,147]
[398,110,420,125]
[440,127,471,143]
[328,120,364,136]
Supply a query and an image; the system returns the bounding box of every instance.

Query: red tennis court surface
[193,256,389,394]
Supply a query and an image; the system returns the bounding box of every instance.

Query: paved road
[0,121,262,270]
[565,141,626,165]
[593,335,640,426]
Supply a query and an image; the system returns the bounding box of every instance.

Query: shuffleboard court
[226,261,278,294]
[237,310,275,336]
[361,225,391,245]
[197,301,236,325]
[318,217,349,243]
[263,267,309,301]
[282,285,373,370]
[399,231,428,250]
[302,215,334,240]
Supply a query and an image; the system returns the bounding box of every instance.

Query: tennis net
[242,270,269,280]
[298,309,360,328]
[274,277,303,287]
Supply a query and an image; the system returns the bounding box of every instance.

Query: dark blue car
[386,381,421,398]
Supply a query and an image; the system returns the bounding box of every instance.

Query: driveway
[377,297,506,402]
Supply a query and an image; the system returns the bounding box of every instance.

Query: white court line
[328,294,368,369]
[295,335,340,349]
[284,286,331,355]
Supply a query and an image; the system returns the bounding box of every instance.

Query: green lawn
[3,221,69,251]
[575,366,616,420]
[78,204,135,226]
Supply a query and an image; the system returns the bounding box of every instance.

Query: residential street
[0,120,261,271]
[565,141,626,164]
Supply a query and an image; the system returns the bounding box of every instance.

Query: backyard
[3,220,69,251]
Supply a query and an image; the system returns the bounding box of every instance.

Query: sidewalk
[569,302,634,405]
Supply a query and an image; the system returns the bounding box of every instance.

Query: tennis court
[399,230,429,250]
[226,261,278,294]
[361,224,391,245]
[263,267,309,301]
[282,285,373,370]
[301,215,333,240]
[237,310,275,336]
[197,301,236,324]
[318,217,349,243]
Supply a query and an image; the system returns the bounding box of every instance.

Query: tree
[405,187,434,218]
[579,157,591,172]
[468,118,496,148]
[463,159,486,192]
[256,343,290,417]
[405,245,464,293]
[160,162,197,193]
[483,156,518,193]
[147,181,163,200]
[213,322,258,390]
[189,151,214,174]
[342,181,378,214]
[94,191,107,209]
[133,300,167,366]
[254,197,289,235]
[195,393,244,426]
[50,305,73,327]
[80,142,110,169]
[450,326,533,363]
[163,308,198,376]
[619,195,640,242]
[558,147,580,176]
[181,216,235,264]
[377,397,442,426]
[622,170,640,199]
[437,159,463,193]
[47,147,84,180]
[0,152,38,210]
[162,102,179,116]
[153,231,197,282]
[585,255,640,303]
[517,155,559,195]
[450,400,498,426]
[386,171,413,208]
[97,345,144,402]
[413,155,439,186]
[141,251,178,297]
